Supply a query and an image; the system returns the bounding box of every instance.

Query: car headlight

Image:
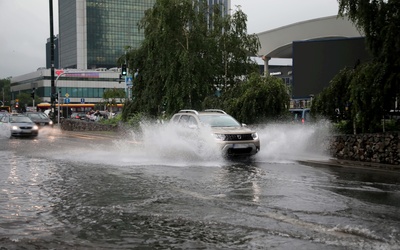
[252,132,259,140]
[11,126,19,130]
[32,125,39,130]
[214,133,226,141]
[49,121,53,125]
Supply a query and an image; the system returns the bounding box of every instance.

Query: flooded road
[0,124,399,249]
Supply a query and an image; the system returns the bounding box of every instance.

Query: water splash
[25,119,333,167]
[105,119,333,166]
[254,120,333,163]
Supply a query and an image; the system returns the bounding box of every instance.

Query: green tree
[102,88,126,111]
[337,0,400,128]
[0,78,11,106]
[121,0,260,118]
[222,73,290,124]
[312,67,353,122]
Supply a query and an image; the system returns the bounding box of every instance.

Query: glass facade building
[59,0,231,69]
[59,0,156,70]
[11,0,231,107]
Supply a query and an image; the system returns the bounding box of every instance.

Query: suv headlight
[32,125,39,130]
[251,132,259,140]
[49,120,53,125]
[214,133,226,141]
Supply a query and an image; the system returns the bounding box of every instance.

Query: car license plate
[40,123,45,126]
[233,144,248,148]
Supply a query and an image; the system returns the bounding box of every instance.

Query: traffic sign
[81,98,85,104]
[65,93,69,98]
[126,76,133,86]
[64,98,70,104]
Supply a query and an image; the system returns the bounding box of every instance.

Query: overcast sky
[0,0,339,79]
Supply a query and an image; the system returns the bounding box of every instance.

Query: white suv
[171,109,260,156]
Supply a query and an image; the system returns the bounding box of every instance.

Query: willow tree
[222,73,290,124]
[122,0,260,117]
[337,0,400,131]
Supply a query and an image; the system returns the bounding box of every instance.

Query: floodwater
[0,121,399,249]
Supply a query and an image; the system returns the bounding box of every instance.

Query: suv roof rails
[203,109,227,114]
[178,109,199,115]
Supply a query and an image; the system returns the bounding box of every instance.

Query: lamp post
[49,0,55,120]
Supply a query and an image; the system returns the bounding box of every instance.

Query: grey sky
[0,0,338,79]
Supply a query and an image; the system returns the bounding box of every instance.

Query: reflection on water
[0,120,399,249]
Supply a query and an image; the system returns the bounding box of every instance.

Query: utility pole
[49,0,55,121]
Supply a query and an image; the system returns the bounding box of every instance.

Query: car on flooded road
[289,108,311,124]
[0,113,39,138]
[70,112,87,120]
[24,112,53,128]
[170,109,260,157]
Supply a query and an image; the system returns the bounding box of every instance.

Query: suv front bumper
[220,142,260,156]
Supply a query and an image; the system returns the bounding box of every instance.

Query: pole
[57,91,60,125]
[49,0,56,121]
[55,72,64,126]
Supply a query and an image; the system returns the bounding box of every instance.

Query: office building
[46,35,59,69]
[59,0,156,69]
[11,0,231,108]
[59,0,231,70]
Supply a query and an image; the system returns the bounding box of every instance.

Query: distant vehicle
[0,114,39,138]
[170,109,260,157]
[289,108,311,124]
[0,111,8,120]
[24,112,53,128]
[71,112,87,120]
[0,106,11,113]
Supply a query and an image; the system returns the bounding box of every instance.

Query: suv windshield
[198,115,241,127]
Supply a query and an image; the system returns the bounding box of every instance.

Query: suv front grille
[224,134,253,141]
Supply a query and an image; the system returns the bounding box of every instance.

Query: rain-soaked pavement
[0,122,399,249]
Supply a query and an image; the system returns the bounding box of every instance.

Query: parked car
[0,114,39,138]
[0,110,8,120]
[289,108,311,124]
[170,109,260,157]
[24,112,53,128]
[71,112,87,120]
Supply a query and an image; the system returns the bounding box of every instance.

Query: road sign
[126,76,133,86]
[64,98,70,104]
[65,93,69,98]
[81,98,85,104]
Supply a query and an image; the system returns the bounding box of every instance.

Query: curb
[298,159,400,173]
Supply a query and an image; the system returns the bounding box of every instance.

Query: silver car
[171,109,260,156]
[0,114,39,138]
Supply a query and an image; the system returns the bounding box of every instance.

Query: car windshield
[10,116,32,123]
[28,113,48,119]
[198,114,241,127]
[291,111,303,122]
